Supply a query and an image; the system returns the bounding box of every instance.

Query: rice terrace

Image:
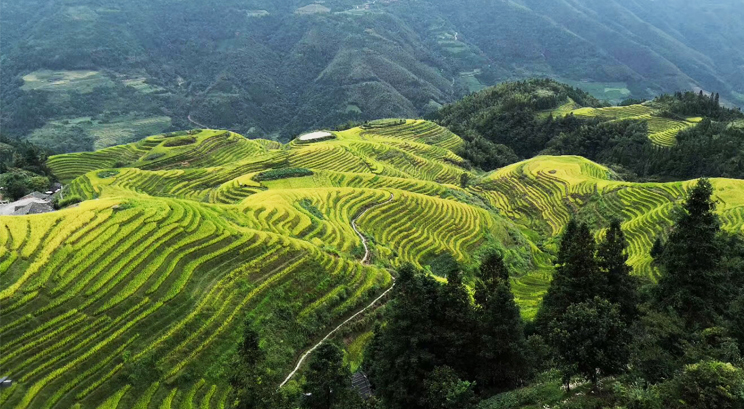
[1,113,744,408]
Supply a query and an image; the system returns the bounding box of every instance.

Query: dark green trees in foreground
[535,218,637,389]
[229,178,744,409]
[302,343,364,409]
[364,256,528,409]
[533,179,744,407]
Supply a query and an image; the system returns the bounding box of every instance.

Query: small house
[0,376,12,388]
[352,371,373,399]
[0,191,55,216]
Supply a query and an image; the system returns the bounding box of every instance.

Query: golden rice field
[3,120,744,408]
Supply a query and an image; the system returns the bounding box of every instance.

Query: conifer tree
[437,269,478,379]
[230,322,282,409]
[365,264,443,409]
[655,178,725,328]
[598,220,639,324]
[473,253,529,391]
[650,236,665,259]
[536,220,604,331]
[302,343,353,409]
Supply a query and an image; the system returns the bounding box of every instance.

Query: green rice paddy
[2,120,743,408]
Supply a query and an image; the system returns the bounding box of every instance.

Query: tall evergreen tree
[229,322,280,409]
[536,221,604,331]
[598,220,639,324]
[473,253,529,391]
[655,179,726,328]
[302,343,353,409]
[365,264,443,409]
[437,269,478,380]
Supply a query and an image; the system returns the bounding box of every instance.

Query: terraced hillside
[477,156,744,281]
[557,103,702,147]
[3,120,744,408]
[1,121,531,409]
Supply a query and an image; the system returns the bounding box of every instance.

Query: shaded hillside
[434,80,744,180]
[2,0,743,152]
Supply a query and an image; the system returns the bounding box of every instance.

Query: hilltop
[2,0,743,152]
[2,121,744,408]
[433,80,744,180]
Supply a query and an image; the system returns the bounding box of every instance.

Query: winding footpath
[187,114,208,129]
[279,193,395,388]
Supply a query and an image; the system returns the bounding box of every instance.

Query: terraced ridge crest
[4,121,744,408]
[554,103,702,147]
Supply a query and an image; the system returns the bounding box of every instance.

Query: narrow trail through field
[187,114,208,129]
[279,193,395,388]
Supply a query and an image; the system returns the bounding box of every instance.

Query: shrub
[660,360,744,409]
[299,198,324,219]
[56,195,83,209]
[253,168,313,182]
[162,136,197,147]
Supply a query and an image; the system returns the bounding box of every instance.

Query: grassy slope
[3,122,744,408]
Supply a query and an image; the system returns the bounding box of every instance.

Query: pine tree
[650,236,665,259]
[536,221,605,331]
[598,220,639,324]
[365,264,443,409]
[302,343,352,409]
[655,178,726,328]
[437,269,478,380]
[230,322,278,409]
[474,253,529,391]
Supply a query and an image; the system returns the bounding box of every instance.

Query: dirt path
[279,193,395,388]
[187,114,208,129]
[352,193,394,264]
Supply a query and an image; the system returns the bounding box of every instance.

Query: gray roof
[13,202,54,216]
[0,195,54,216]
[352,371,373,399]
[21,191,51,201]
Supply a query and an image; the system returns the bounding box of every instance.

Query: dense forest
[0,136,55,201]
[228,179,744,408]
[433,79,744,181]
[2,0,744,152]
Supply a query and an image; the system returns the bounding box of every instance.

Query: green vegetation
[434,81,744,180]
[254,168,314,182]
[3,111,744,408]
[3,0,744,152]
[358,180,744,408]
[0,136,55,200]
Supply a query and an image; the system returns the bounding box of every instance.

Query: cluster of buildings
[0,185,61,216]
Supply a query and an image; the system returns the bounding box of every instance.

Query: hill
[433,80,744,180]
[2,0,743,152]
[2,122,744,408]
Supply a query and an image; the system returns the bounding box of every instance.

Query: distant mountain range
[2,0,743,152]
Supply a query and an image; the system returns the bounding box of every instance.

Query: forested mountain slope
[2,0,743,152]
[1,122,744,408]
[433,80,744,179]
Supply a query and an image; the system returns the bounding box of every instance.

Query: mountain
[2,0,743,152]
[2,121,744,408]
